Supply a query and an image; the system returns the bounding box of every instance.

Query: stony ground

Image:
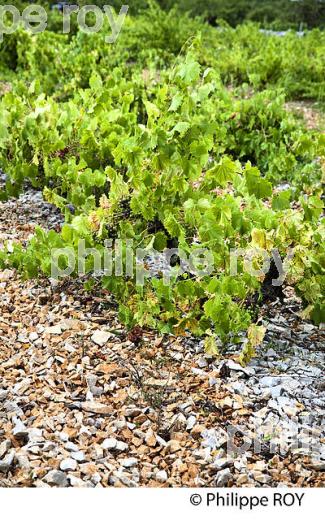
[285,101,325,132]
[0,188,324,488]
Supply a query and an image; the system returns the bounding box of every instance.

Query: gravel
[0,187,324,488]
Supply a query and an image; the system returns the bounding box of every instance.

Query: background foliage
[2,1,325,28]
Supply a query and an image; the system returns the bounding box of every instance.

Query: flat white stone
[91,330,111,346]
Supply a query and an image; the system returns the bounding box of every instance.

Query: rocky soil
[285,101,325,132]
[0,188,324,488]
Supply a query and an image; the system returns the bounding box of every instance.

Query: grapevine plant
[0,14,324,361]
